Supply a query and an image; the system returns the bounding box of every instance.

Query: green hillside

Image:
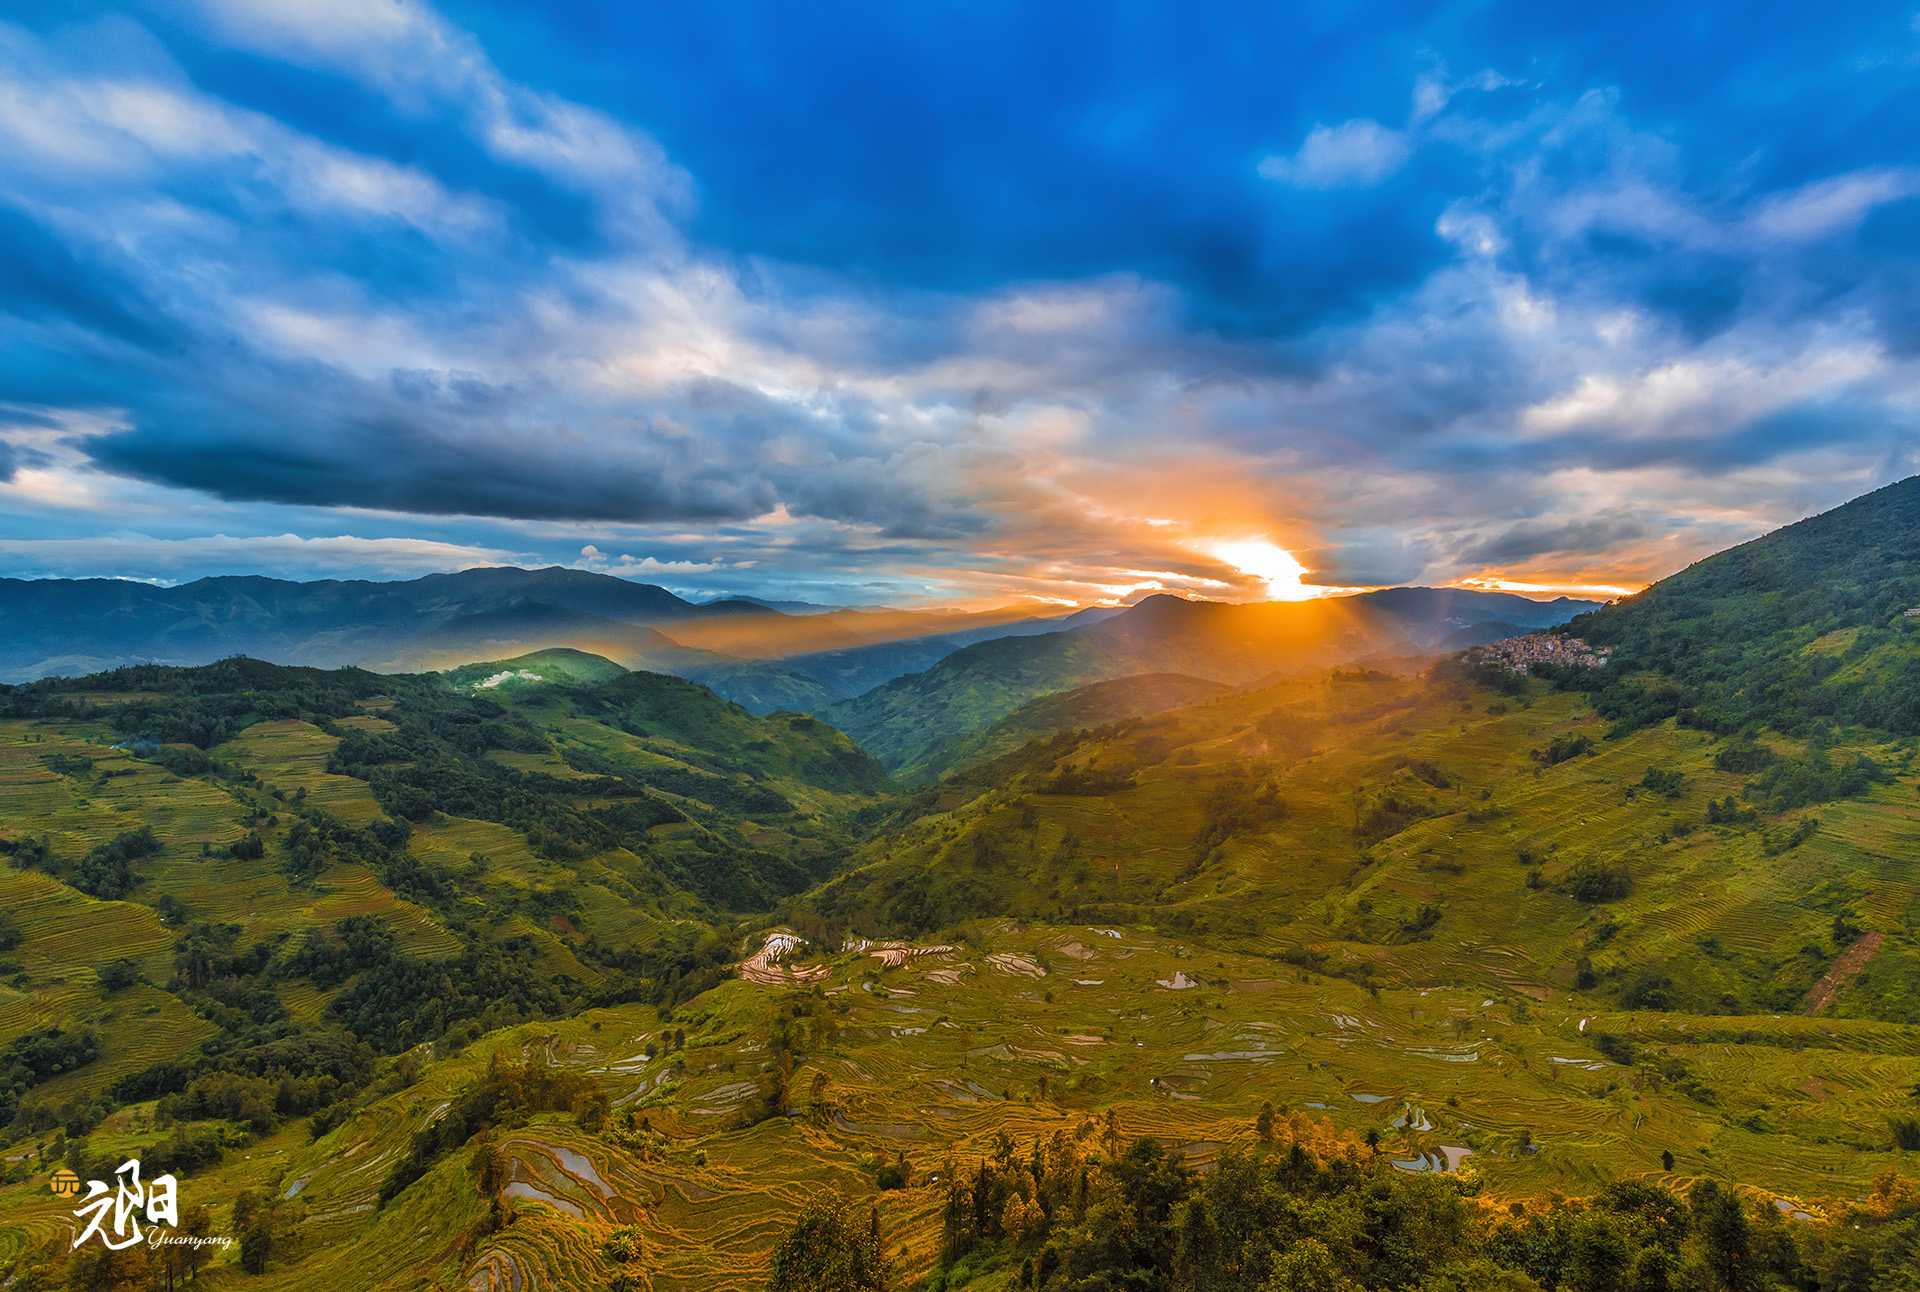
[1567,474,1920,737]
[442,647,633,690]
[0,657,892,1156]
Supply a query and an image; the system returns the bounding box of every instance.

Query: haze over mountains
[0,568,1597,736]
[0,567,1100,697]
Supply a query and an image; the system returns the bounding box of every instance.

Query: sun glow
[1207,540,1323,601]
[1455,575,1643,599]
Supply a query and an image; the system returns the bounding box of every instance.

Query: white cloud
[191,0,691,238]
[1259,118,1410,188]
[1520,346,1883,439]
[0,532,528,578]
[0,34,495,236]
[1749,167,1920,241]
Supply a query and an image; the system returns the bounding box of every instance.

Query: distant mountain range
[0,566,1095,698]
[0,566,1596,764]
[0,566,761,683]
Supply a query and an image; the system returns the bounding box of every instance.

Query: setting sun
[1207,539,1322,601]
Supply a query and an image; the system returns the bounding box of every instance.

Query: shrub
[70,827,164,900]
[1535,734,1596,766]
[1565,857,1632,903]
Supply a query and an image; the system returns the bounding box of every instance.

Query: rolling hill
[912,672,1234,781]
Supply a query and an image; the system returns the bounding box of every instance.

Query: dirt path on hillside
[1804,930,1882,1015]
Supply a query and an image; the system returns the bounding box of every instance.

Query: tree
[240,1215,273,1275]
[1690,1181,1753,1292]
[767,1195,887,1292]
[1001,1191,1041,1245]
[181,1204,214,1281]
[1563,1210,1634,1292]
[469,1137,508,1197]
[809,1070,835,1127]
[1261,1238,1360,1292]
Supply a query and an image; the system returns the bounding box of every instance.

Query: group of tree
[771,1109,1920,1292]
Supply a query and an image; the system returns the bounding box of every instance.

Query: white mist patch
[476,669,544,688]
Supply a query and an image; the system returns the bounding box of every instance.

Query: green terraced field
[7,916,1916,1290]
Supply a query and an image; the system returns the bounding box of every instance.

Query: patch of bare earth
[1804,930,1882,1015]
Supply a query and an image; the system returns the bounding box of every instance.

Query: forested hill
[1563,474,1920,736]
[0,653,892,914]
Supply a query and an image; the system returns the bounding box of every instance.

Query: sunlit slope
[824,591,1598,779]
[917,673,1233,781]
[653,603,1051,659]
[804,667,1920,1019]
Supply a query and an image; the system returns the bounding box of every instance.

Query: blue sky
[3,1,1919,605]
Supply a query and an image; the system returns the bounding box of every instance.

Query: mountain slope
[1565,474,1920,736]
[805,659,1920,1029]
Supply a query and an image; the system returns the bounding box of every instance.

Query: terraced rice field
[3,907,1917,1292]
[5,674,1919,1290]
[216,720,388,826]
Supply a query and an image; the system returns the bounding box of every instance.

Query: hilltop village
[1469,632,1611,674]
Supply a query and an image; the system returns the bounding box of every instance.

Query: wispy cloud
[0,532,527,579]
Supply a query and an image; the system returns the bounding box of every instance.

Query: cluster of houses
[1470,633,1611,675]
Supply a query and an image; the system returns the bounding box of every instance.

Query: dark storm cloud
[0,205,164,346]
[1461,515,1651,564]
[82,367,783,523]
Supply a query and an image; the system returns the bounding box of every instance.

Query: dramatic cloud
[3,2,1920,601]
